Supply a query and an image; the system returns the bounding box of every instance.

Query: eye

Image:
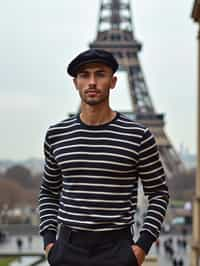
[78,72,89,78]
[96,72,106,77]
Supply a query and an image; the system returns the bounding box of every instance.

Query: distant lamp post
[191,1,200,265]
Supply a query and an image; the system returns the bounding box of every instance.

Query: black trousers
[47,225,139,266]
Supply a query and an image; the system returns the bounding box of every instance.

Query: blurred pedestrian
[178,258,184,266]
[155,239,160,253]
[16,237,23,251]
[172,257,177,266]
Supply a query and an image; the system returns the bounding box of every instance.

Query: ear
[73,78,78,90]
[110,76,117,90]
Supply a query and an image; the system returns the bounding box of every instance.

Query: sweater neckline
[77,111,119,129]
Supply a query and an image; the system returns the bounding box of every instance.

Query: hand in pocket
[131,245,145,265]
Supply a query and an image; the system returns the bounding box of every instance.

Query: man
[39,49,169,266]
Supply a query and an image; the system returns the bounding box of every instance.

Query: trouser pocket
[47,231,88,266]
[90,239,139,266]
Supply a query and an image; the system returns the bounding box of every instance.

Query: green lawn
[0,257,18,266]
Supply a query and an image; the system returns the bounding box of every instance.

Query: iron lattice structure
[90,0,185,178]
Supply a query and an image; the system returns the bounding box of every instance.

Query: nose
[88,74,96,87]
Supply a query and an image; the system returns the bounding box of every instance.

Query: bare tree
[4,165,33,188]
[0,179,26,208]
[168,168,195,201]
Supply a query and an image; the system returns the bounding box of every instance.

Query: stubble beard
[80,90,109,106]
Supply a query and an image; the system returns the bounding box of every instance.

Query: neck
[80,104,116,126]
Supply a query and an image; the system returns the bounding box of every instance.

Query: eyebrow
[78,69,107,74]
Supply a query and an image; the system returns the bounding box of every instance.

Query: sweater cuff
[135,231,156,254]
[43,230,57,250]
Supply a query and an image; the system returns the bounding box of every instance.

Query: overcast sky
[0,0,197,161]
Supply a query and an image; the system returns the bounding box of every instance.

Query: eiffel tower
[89,0,185,178]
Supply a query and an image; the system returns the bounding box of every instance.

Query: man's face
[73,63,117,106]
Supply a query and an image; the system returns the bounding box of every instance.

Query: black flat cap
[67,49,119,77]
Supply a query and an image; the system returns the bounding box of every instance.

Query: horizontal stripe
[56,151,136,162]
[48,129,143,139]
[59,159,133,167]
[63,182,133,188]
[62,174,137,181]
[61,167,137,174]
[60,201,131,211]
[62,194,128,203]
[54,143,138,157]
[62,188,131,196]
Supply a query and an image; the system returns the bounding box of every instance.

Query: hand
[45,242,55,259]
[131,245,146,265]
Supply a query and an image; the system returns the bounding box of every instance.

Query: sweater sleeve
[135,128,169,254]
[39,129,62,249]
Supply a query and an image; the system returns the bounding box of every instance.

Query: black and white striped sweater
[39,112,169,253]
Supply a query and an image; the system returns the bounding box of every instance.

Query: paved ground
[0,234,191,266]
[150,235,191,265]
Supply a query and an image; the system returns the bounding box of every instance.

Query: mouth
[85,90,99,96]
